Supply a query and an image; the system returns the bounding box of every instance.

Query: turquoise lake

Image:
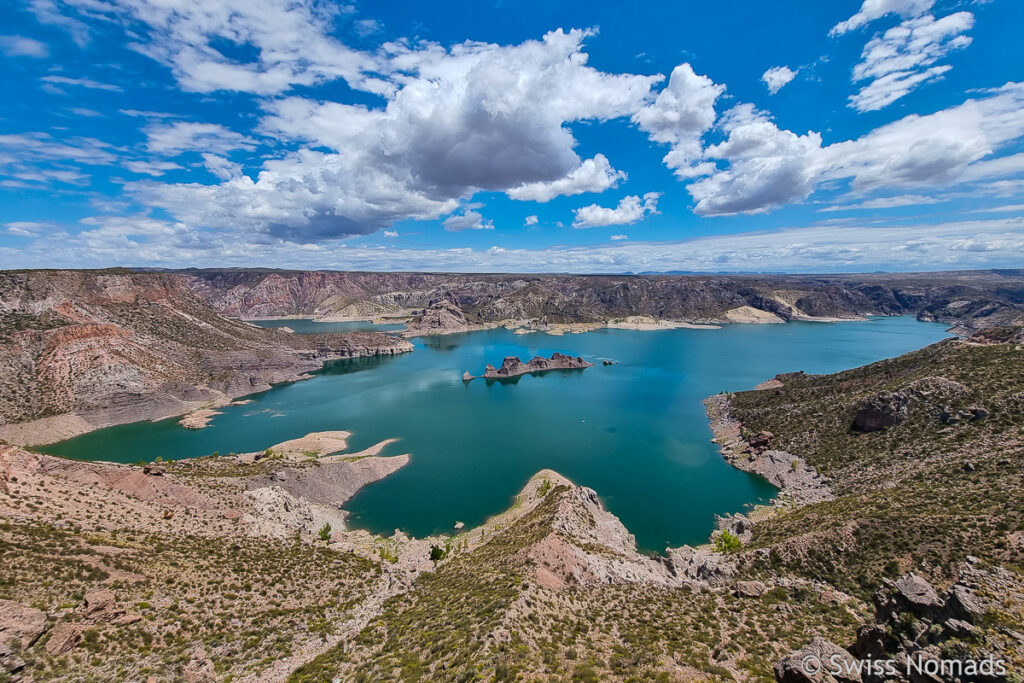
[41,317,950,552]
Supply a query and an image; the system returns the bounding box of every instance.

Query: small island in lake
[466,352,594,381]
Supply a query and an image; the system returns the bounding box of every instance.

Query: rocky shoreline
[703,392,834,507]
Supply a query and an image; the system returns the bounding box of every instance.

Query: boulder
[666,545,736,584]
[733,580,767,598]
[461,371,473,382]
[749,431,773,453]
[774,637,862,683]
[853,392,909,432]
[45,623,82,655]
[183,645,216,682]
[0,600,47,650]
[893,573,943,614]
[83,590,119,620]
[848,624,886,659]
[947,585,984,622]
[1,653,25,676]
[143,464,166,476]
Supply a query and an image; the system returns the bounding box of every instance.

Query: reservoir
[41,317,950,552]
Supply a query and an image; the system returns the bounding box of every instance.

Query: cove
[40,317,950,553]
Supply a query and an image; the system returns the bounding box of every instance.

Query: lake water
[41,317,950,552]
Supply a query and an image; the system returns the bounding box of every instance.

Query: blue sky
[1,0,1023,272]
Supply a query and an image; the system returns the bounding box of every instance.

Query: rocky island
[470,351,594,380]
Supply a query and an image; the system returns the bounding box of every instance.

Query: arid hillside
[1,326,1021,682]
[0,270,411,445]
[184,268,1024,331]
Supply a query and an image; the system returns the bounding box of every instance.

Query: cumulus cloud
[443,210,493,232]
[145,122,257,156]
[830,0,935,36]
[762,66,797,94]
[687,104,822,215]
[573,193,660,228]
[506,154,626,202]
[686,83,1024,215]
[200,154,243,180]
[138,29,659,241]
[849,12,974,111]
[633,63,723,178]
[610,234,628,240]
[0,35,49,58]
[524,215,539,226]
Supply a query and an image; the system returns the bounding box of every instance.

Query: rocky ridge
[0,270,412,445]
[184,268,1024,332]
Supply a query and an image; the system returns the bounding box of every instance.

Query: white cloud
[41,75,123,91]
[5,221,55,236]
[0,35,49,58]
[830,0,935,36]
[383,229,398,237]
[819,194,942,211]
[124,160,185,176]
[762,66,797,94]
[573,192,660,228]
[687,104,822,215]
[524,215,539,226]
[849,12,974,111]
[4,216,1023,274]
[145,122,256,156]
[0,132,118,165]
[443,210,493,232]
[41,0,378,95]
[138,29,660,241]
[686,83,1024,216]
[506,154,626,202]
[633,63,723,178]
[610,234,628,240]
[200,153,243,180]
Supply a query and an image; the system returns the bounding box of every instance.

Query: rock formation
[184,268,1024,331]
[0,271,412,445]
[480,352,593,379]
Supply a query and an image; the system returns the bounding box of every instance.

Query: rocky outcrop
[403,296,478,336]
[0,600,47,673]
[0,271,412,445]
[185,269,1024,331]
[704,394,834,505]
[853,376,974,432]
[853,391,910,432]
[480,352,593,379]
[779,561,1021,683]
[775,636,862,683]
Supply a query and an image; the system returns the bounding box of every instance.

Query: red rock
[0,600,47,650]
[45,623,82,655]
